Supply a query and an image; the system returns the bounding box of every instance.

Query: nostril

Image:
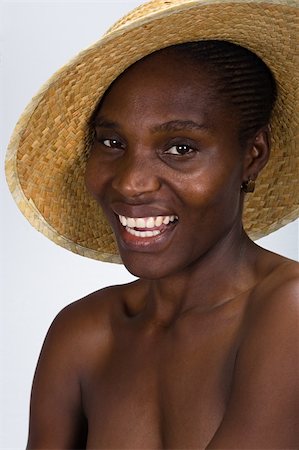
[112,177,160,198]
[112,162,161,198]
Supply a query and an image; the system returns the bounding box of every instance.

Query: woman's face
[85,50,246,278]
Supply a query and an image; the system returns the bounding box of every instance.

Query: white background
[1,1,298,448]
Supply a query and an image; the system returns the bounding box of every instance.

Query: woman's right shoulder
[52,282,135,330]
[55,283,129,325]
[27,284,133,448]
[43,282,137,371]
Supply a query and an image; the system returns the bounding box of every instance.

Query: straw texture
[5,0,299,263]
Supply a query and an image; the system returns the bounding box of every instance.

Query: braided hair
[165,40,277,146]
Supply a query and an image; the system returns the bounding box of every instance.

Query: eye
[164,144,195,156]
[102,139,124,149]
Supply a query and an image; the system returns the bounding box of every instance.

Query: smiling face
[85,49,247,278]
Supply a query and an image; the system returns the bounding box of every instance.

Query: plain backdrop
[1,1,298,448]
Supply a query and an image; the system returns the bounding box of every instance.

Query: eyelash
[95,133,198,158]
[164,144,196,156]
[100,138,124,149]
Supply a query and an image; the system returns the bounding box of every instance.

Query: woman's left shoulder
[243,256,299,359]
[207,257,299,448]
[250,255,299,317]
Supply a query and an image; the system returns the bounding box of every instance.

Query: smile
[118,215,178,238]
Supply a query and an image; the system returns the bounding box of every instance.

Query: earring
[241,178,255,193]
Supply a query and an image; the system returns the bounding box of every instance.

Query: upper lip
[111,202,177,219]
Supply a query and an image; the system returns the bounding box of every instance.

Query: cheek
[177,162,242,221]
[84,155,110,201]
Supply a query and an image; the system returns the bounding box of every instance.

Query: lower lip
[115,219,178,252]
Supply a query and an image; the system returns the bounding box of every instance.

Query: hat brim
[5,0,299,263]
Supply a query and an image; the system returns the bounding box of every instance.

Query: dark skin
[27,51,299,449]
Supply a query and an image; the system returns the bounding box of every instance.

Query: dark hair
[165,40,277,146]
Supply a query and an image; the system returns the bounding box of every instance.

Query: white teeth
[136,218,146,228]
[126,227,161,238]
[120,215,127,226]
[146,217,155,228]
[127,217,136,228]
[118,214,178,236]
[155,216,163,227]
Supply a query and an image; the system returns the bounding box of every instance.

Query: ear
[242,126,271,183]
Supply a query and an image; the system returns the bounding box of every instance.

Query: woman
[5,0,298,448]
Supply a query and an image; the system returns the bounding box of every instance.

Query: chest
[83,312,242,448]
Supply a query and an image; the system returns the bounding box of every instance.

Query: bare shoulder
[207,257,299,449]
[257,255,299,295]
[45,281,138,368]
[244,256,299,372]
[241,256,299,386]
[27,281,138,448]
[247,256,299,330]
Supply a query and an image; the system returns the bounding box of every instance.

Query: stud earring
[241,178,255,193]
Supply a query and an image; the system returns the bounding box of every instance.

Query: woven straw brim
[5,0,299,263]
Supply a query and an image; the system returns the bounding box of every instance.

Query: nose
[112,153,161,199]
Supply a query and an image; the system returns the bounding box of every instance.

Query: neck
[142,227,258,327]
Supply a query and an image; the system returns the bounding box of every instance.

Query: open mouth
[118,214,178,238]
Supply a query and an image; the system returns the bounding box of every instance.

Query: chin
[118,248,193,281]
[120,255,167,280]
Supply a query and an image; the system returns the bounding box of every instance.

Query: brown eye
[165,144,194,156]
[103,139,123,149]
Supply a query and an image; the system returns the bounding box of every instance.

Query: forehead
[105,49,215,97]
[96,49,237,129]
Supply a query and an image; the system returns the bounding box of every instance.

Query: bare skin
[27,51,299,449]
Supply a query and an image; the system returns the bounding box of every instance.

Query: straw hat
[5,0,298,263]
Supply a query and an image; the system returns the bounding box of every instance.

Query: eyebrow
[91,117,120,130]
[91,117,211,133]
[151,120,211,133]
